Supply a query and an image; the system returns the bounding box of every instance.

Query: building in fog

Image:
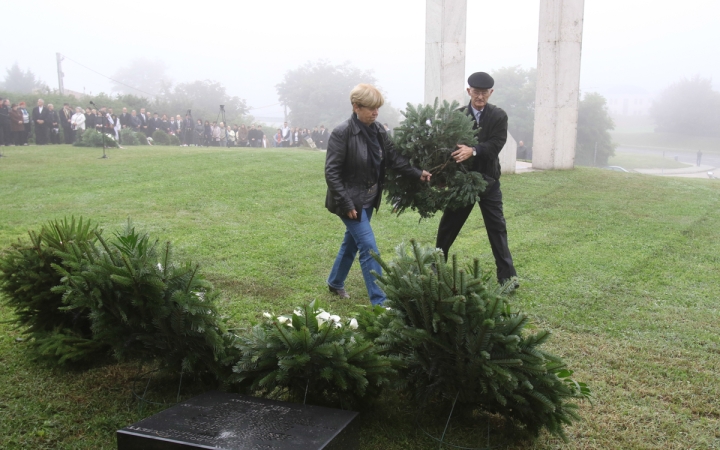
[602,85,653,117]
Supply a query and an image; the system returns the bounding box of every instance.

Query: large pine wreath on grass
[385,99,487,219]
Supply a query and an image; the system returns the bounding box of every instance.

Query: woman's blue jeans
[327,207,385,305]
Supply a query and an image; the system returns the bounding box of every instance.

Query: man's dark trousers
[435,180,516,282]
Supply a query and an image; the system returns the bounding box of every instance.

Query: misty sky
[3,0,719,119]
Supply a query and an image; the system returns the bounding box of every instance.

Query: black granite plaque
[117,391,359,450]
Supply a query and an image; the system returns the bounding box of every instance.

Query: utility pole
[56,53,65,95]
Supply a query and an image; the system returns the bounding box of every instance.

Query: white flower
[426,119,432,126]
[194,291,205,302]
[263,312,272,319]
[293,309,303,316]
[333,321,342,328]
[329,315,341,323]
[157,263,163,271]
[349,318,359,330]
[316,311,331,321]
[277,316,290,324]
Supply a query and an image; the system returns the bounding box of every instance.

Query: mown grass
[1,144,719,449]
[608,153,690,170]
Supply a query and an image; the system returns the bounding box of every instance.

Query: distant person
[85,107,96,131]
[70,107,86,142]
[18,101,30,145]
[32,99,50,145]
[113,114,121,141]
[10,104,25,145]
[204,121,212,146]
[183,114,194,146]
[47,104,60,144]
[0,98,9,146]
[60,103,74,144]
[517,140,527,159]
[255,125,264,148]
[281,122,290,147]
[697,150,702,166]
[317,125,328,149]
[119,108,131,129]
[274,129,282,147]
[435,71,518,287]
[194,119,204,146]
[130,110,141,130]
[237,124,248,147]
[227,124,236,147]
[139,108,148,134]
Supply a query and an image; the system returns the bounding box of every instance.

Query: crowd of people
[0,97,341,149]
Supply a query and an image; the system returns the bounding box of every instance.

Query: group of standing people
[273,123,329,149]
[0,98,58,146]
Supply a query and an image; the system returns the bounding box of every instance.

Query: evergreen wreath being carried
[385,99,487,219]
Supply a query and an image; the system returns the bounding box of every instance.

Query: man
[47,104,60,144]
[255,125,264,148]
[317,125,328,149]
[248,124,258,147]
[280,122,290,147]
[183,113,194,146]
[130,110,141,130]
[148,113,159,136]
[311,126,319,147]
[0,98,10,146]
[435,72,518,286]
[119,108,130,129]
[32,99,50,145]
[99,107,113,137]
[59,103,74,144]
[516,140,528,160]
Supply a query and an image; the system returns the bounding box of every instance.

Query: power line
[61,54,158,98]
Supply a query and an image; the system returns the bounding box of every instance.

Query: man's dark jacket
[119,113,131,127]
[460,102,508,181]
[325,116,421,216]
[32,106,50,125]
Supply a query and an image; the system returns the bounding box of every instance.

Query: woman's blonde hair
[350,84,384,109]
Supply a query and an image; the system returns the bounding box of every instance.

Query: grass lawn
[607,153,690,170]
[1,144,719,449]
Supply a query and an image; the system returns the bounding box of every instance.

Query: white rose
[349,318,359,330]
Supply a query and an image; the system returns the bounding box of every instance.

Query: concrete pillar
[532,0,585,170]
[424,0,467,105]
[499,133,517,174]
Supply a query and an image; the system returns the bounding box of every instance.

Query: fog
[3,0,719,120]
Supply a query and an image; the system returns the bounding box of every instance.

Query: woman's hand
[420,170,432,182]
[346,209,358,220]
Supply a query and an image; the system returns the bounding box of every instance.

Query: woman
[10,104,25,145]
[71,107,86,143]
[325,84,431,305]
[18,101,30,145]
[274,129,282,147]
[203,121,212,146]
[226,125,236,147]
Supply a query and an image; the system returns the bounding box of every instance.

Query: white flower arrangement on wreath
[262,309,358,330]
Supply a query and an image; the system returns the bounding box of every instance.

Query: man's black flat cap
[468,72,494,89]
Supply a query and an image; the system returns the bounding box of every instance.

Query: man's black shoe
[328,286,350,299]
[499,278,520,289]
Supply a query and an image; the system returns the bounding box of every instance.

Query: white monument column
[424,0,467,105]
[532,0,585,170]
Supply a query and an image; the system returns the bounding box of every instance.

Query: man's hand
[452,144,475,163]
[347,209,358,220]
[420,170,432,182]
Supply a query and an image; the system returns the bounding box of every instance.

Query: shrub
[152,129,170,145]
[0,218,233,377]
[368,240,590,440]
[0,218,100,363]
[169,134,181,146]
[229,300,394,409]
[119,128,139,145]
[136,132,149,145]
[73,129,119,148]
